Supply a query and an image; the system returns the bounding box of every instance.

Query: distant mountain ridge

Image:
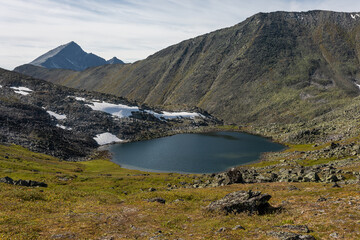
[15,11,360,125]
[29,41,124,71]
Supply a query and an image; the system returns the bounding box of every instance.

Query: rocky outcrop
[211,161,355,186]
[0,176,47,187]
[206,190,276,215]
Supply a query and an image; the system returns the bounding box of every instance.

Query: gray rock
[268,231,315,240]
[303,172,320,182]
[274,225,310,233]
[232,225,245,230]
[0,176,47,187]
[288,185,299,191]
[329,232,339,238]
[0,176,14,184]
[326,174,339,182]
[223,168,244,184]
[206,190,276,215]
[147,197,166,204]
[51,232,76,239]
[216,227,226,233]
[317,197,327,202]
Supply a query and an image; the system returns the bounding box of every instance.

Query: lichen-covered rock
[206,190,276,214]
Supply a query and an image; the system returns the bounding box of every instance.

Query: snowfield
[10,86,33,96]
[145,110,203,120]
[47,111,67,120]
[72,96,204,120]
[94,132,123,145]
[351,13,360,19]
[86,101,140,118]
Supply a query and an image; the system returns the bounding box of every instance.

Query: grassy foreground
[0,144,360,239]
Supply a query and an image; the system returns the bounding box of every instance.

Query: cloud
[1,0,360,70]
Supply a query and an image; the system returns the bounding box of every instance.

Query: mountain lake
[107,131,285,174]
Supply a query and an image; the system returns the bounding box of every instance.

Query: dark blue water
[107,132,284,174]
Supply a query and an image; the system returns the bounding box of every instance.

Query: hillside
[15,10,360,125]
[0,68,216,160]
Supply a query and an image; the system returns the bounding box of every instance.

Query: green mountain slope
[15,11,360,125]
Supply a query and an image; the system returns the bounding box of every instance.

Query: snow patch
[145,110,203,120]
[14,90,30,95]
[56,124,72,130]
[47,111,67,120]
[94,132,123,145]
[351,13,360,19]
[75,97,86,101]
[0,85,2,88]
[72,95,203,120]
[10,86,33,96]
[86,101,140,118]
[10,86,33,92]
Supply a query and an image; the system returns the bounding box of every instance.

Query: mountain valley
[15,11,360,127]
[3,9,360,239]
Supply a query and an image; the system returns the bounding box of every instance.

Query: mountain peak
[29,42,123,71]
[107,57,124,64]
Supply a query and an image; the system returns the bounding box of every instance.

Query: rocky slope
[0,68,217,160]
[15,10,360,126]
[27,41,124,71]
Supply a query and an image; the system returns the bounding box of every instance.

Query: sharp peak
[63,41,81,48]
[66,41,78,45]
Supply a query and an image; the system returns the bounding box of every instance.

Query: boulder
[303,172,320,182]
[268,231,315,240]
[223,168,244,184]
[273,225,310,233]
[326,174,339,182]
[206,190,276,215]
[147,197,166,204]
[14,179,48,187]
[0,176,14,184]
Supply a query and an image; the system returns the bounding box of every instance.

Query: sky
[1,0,360,70]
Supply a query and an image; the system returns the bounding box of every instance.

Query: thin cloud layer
[1,0,360,70]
